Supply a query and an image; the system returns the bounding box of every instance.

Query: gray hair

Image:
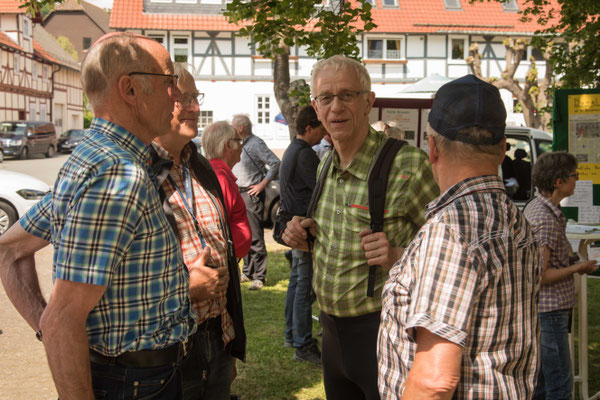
[81,32,158,110]
[202,121,239,160]
[231,114,252,135]
[428,124,505,163]
[310,55,371,97]
[174,63,195,91]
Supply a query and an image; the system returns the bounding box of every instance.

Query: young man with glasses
[283,55,438,400]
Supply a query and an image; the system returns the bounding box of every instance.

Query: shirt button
[336,209,341,215]
[338,178,344,184]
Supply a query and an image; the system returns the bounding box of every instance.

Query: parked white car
[0,170,50,235]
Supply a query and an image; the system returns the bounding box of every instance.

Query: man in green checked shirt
[283,55,438,400]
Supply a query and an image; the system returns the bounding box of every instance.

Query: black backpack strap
[304,151,334,251]
[366,137,407,297]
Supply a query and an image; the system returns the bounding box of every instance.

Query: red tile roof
[111,0,559,34]
[33,39,58,63]
[0,0,26,13]
[0,29,24,51]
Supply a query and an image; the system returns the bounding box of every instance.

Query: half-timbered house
[0,2,83,132]
[110,0,553,149]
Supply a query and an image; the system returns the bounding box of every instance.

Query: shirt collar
[331,127,383,182]
[535,194,565,220]
[426,175,506,219]
[90,117,151,165]
[209,158,237,182]
[150,141,192,165]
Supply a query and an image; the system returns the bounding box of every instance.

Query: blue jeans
[181,322,233,400]
[284,249,316,348]
[536,309,573,400]
[91,359,182,399]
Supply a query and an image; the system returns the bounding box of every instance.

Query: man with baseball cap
[377,75,541,399]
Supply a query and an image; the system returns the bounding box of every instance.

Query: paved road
[1,154,66,399]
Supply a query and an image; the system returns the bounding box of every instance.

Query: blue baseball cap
[428,74,506,145]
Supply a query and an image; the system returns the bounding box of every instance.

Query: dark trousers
[241,191,267,282]
[91,359,182,399]
[181,318,233,400]
[320,311,381,400]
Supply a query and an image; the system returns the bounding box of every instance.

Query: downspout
[50,64,61,123]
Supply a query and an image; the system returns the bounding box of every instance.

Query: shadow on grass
[232,246,325,400]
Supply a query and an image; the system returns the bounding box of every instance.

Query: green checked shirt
[312,128,439,317]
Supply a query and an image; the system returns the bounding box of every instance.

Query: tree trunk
[272,48,297,140]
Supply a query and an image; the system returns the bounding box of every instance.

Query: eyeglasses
[128,71,178,87]
[176,93,205,109]
[313,90,369,106]
[569,172,579,180]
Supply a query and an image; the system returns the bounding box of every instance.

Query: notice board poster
[554,89,600,223]
[381,108,419,147]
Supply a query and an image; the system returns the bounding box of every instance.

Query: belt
[89,340,192,368]
[239,187,250,193]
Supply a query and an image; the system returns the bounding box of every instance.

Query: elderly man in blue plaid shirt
[0,32,205,399]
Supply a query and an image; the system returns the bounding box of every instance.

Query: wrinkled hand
[359,229,404,270]
[248,181,267,196]
[576,260,599,275]
[283,216,316,252]
[188,246,229,301]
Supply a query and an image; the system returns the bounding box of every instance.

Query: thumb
[200,245,212,264]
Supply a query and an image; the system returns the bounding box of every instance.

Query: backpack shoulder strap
[306,150,334,219]
[366,137,407,297]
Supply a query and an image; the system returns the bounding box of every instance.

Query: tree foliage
[55,35,78,61]
[224,0,375,138]
[472,0,600,89]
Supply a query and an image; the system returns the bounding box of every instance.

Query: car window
[0,123,27,134]
[503,136,533,202]
[535,139,552,156]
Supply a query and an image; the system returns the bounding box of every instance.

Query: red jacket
[209,158,251,258]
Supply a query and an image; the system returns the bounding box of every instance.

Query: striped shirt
[153,143,235,345]
[21,118,196,356]
[524,195,575,313]
[312,128,438,317]
[378,175,541,399]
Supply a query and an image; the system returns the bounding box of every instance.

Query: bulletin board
[554,89,600,223]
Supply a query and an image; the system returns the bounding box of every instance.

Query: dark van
[0,121,57,159]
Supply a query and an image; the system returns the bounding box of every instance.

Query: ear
[364,91,376,116]
[117,75,137,106]
[428,135,439,164]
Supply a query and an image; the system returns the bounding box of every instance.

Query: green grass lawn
[231,243,600,399]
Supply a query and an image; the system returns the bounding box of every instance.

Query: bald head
[81,32,168,110]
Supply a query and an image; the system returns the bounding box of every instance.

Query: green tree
[55,35,78,61]
[223,0,375,138]
[472,0,600,89]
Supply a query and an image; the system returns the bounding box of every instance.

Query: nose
[329,94,345,111]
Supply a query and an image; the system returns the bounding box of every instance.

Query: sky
[85,0,113,9]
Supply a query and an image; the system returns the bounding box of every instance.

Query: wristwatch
[36,329,43,342]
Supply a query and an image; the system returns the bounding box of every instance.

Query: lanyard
[168,163,207,249]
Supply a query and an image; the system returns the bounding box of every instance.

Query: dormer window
[502,0,519,12]
[382,0,399,6]
[364,0,375,4]
[443,0,462,10]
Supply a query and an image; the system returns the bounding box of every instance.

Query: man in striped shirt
[283,55,438,400]
[377,75,541,399]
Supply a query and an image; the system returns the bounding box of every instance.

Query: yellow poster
[578,163,600,185]
[568,94,600,163]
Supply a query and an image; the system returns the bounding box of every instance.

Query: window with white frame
[502,0,519,11]
[256,96,271,125]
[14,54,20,73]
[23,18,30,37]
[367,37,403,60]
[43,65,48,80]
[149,34,166,46]
[363,0,375,4]
[30,102,37,121]
[382,0,398,6]
[171,36,190,63]
[450,37,466,60]
[32,62,37,79]
[199,110,213,128]
[443,0,461,10]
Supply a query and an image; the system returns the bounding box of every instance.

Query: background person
[280,105,325,366]
[524,151,598,399]
[231,114,281,290]
[202,120,252,259]
[378,74,542,399]
[284,55,438,400]
[0,32,197,399]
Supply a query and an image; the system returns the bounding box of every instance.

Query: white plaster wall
[406,59,424,78]
[427,35,446,57]
[407,35,425,58]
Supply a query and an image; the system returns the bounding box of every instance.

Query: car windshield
[0,123,27,135]
[61,129,85,138]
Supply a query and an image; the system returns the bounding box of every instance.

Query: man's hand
[283,216,316,252]
[248,179,268,196]
[359,229,404,270]
[188,246,229,301]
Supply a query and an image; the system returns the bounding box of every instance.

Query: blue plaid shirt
[21,118,196,356]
